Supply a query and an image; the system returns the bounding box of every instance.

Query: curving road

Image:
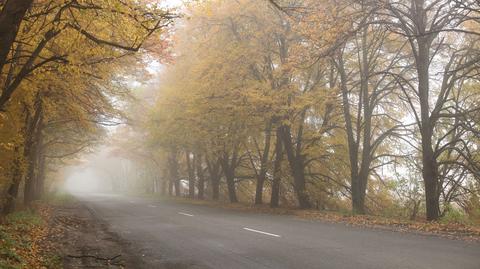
[79,193,480,269]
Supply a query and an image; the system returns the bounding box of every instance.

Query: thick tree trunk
[421,126,440,220]
[223,167,238,203]
[352,172,369,214]
[23,99,43,206]
[279,125,311,209]
[220,149,239,203]
[254,176,265,205]
[0,0,33,75]
[206,157,221,201]
[211,176,220,201]
[270,130,283,208]
[417,29,440,220]
[254,121,273,205]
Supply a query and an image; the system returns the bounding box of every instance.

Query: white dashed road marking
[243,227,281,238]
[178,212,194,217]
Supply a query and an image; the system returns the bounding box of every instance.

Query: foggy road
[80,193,480,269]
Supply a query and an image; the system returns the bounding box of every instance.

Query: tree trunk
[196,154,205,200]
[223,167,238,203]
[174,179,180,197]
[23,144,37,206]
[0,0,33,76]
[2,148,22,215]
[254,121,273,205]
[206,157,221,201]
[23,98,43,206]
[168,151,180,197]
[417,29,440,220]
[212,176,220,201]
[161,178,167,196]
[34,151,46,200]
[168,180,173,196]
[186,151,195,199]
[279,125,311,209]
[220,149,239,203]
[270,129,283,208]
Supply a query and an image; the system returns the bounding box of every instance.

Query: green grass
[0,210,41,269]
[0,209,61,269]
[42,191,75,205]
[441,206,472,225]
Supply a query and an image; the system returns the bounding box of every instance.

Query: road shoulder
[49,201,144,268]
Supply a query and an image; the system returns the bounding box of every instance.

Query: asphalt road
[79,193,480,269]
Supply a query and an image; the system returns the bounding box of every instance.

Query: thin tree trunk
[168,180,173,196]
[168,151,180,197]
[196,154,205,200]
[34,150,46,200]
[186,151,195,199]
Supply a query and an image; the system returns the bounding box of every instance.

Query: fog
[64,168,103,194]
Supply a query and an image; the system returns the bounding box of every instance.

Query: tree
[379,0,480,220]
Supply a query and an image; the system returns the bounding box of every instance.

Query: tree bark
[279,125,311,209]
[34,143,46,200]
[254,121,273,205]
[206,157,221,201]
[2,147,22,215]
[223,165,238,203]
[0,0,33,75]
[23,97,43,206]
[212,177,220,200]
[270,129,283,208]
[415,0,440,221]
[168,179,173,196]
[337,46,372,215]
[220,151,238,203]
[185,151,195,199]
[195,154,205,200]
[168,150,180,196]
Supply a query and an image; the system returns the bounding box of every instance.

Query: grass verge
[0,204,61,269]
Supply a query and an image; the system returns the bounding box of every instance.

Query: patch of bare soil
[48,202,143,269]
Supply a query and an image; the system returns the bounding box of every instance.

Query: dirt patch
[48,202,144,269]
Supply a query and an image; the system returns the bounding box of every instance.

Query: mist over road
[79,193,480,269]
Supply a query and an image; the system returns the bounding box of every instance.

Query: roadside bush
[441,205,470,225]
